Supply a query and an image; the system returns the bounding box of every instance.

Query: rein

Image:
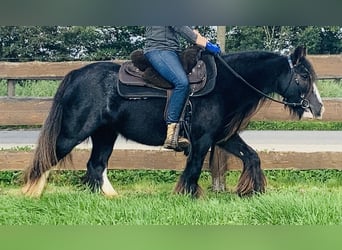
[215,54,310,109]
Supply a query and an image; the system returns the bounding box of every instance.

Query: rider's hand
[194,30,208,47]
[205,42,221,55]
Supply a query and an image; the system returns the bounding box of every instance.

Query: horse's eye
[301,74,309,79]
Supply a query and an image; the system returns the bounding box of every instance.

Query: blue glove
[205,42,221,55]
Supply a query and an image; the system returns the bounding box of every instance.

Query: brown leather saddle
[117,49,217,99]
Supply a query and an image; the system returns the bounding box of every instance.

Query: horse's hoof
[174,181,203,198]
[22,172,49,198]
[22,182,44,198]
[101,188,118,198]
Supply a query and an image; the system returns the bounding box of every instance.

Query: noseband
[216,54,310,109]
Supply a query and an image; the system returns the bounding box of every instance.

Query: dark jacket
[143,26,197,54]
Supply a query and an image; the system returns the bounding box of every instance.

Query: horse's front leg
[215,133,267,196]
[174,139,211,198]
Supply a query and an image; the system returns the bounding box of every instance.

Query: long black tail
[23,72,73,183]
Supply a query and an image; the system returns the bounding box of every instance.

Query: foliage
[225,26,342,54]
[0,26,145,61]
[0,26,341,62]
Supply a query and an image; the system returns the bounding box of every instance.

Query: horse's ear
[292,46,307,65]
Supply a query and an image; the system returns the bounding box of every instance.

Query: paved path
[1,129,342,152]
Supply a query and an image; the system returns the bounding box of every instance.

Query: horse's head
[280,46,324,119]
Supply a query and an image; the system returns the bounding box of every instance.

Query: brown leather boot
[164,123,190,151]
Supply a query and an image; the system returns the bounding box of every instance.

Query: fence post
[7,79,16,97]
[216,26,226,53]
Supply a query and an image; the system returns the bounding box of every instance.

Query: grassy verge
[247,121,342,130]
[0,169,341,225]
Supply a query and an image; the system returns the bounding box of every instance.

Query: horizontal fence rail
[308,55,342,79]
[0,97,341,126]
[0,55,341,97]
[1,150,341,171]
[0,60,124,97]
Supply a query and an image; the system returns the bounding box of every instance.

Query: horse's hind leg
[22,134,80,197]
[82,125,118,197]
[216,134,266,196]
[209,145,229,192]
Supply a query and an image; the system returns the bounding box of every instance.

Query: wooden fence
[0,55,341,97]
[0,55,341,172]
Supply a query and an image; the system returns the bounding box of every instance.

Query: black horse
[22,46,323,198]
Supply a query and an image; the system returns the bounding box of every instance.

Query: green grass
[0,79,59,97]
[2,187,341,225]
[247,120,342,130]
[317,79,342,98]
[0,80,6,95]
[0,169,341,225]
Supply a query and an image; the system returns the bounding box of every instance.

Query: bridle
[215,54,310,109]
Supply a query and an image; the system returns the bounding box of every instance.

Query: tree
[0,26,145,61]
[226,26,265,52]
[223,26,341,54]
[0,26,61,61]
[319,26,342,54]
[0,26,340,62]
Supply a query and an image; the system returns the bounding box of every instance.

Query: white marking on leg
[101,168,118,197]
[22,170,50,197]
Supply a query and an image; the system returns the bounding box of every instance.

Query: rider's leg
[145,50,190,150]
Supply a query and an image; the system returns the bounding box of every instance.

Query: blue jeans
[145,50,190,124]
